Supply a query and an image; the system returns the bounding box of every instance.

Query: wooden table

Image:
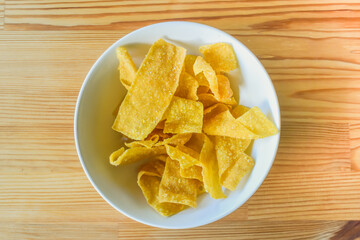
[1,1,360,239]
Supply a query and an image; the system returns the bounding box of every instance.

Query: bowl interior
[75,22,280,229]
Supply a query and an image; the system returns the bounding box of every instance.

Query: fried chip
[180,165,203,182]
[217,74,233,99]
[159,158,200,208]
[155,120,165,129]
[109,146,166,166]
[214,136,254,190]
[116,47,137,90]
[198,93,237,108]
[184,133,204,153]
[147,128,171,141]
[184,54,197,77]
[231,105,250,119]
[200,135,226,199]
[237,107,279,138]
[163,97,203,134]
[193,56,221,100]
[195,72,210,87]
[155,133,192,147]
[138,159,165,178]
[203,110,257,139]
[175,72,199,101]
[203,103,230,118]
[138,160,185,216]
[199,43,237,73]
[197,85,210,94]
[165,144,201,169]
[110,39,280,217]
[113,39,186,140]
[125,135,159,148]
[151,155,168,162]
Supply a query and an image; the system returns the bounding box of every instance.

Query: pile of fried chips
[110,39,278,216]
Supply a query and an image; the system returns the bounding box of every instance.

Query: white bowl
[74,21,280,229]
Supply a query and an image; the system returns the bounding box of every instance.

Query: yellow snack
[159,158,201,208]
[147,128,171,140]
[155,120,165,129]
[138,159,165,178]
[231,105,250,119]
[184,54,197,77]
[214,136,254,190]
[203,110,257,139]
[163,97,203,134]
[193,56,220,100]
[198,93,237,108]
[109,40,280,217]
[199,135,226,199]
[155,133,192,147]
[113,39,186,140]
[165,144,201,169]
[175,72,199,101]
[237,107,279,138]
[151,154,168,162]
[125,135,159,148]
[116,47,137,90]
[217,74,233,100]
[197,85,210,94]
[199,43,237,73]
[203,103,230,118]
[138,160,185,216]
[195,72,210,87]
[214,136,253,190]
[184,133,204,153]
[109,146,166,166]
[180,165,203,182]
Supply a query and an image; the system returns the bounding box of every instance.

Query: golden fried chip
[184,54,197,77]
[175,72,199,101]
[155,133,192,147]
[116,47,137,90]
[155,120,165,129]
[184,133,204,153]
[193,56,221,100]
[151,155,168,162]
[223,153,254,191]
[199,43,237,73]
[214,136,255,190]
[197,85,210,94]
[217,74,233,99]
[203,110,257,139]
[147,128,171,141]
[199,135,226,199]
[165,144,201,169]
[231,105,250,119]
[113,39,186,140]
[138,159,165,178]
[195,72,210,87]
[180,165,203,182]
[125,135,159,148]
[203,103,230,117]
[198,93,237,108]
[138,160,185,216]
[237,107,279,138]
[163,97,203,134]
[109,146,166,166]
[159,158,200,208]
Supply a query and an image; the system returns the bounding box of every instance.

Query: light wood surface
[1,0,360,239]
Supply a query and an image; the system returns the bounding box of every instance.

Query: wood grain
[0,0,4,30]
[1,0,360,239]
